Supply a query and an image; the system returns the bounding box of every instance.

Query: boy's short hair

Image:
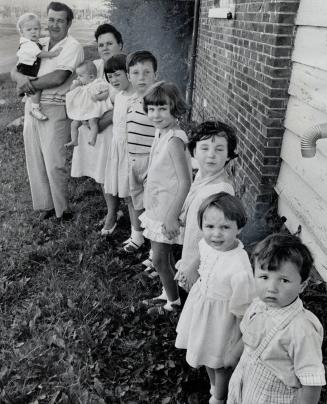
[76,60,97,77]
[188,120,238,162]
[47,2,74,23]
[17,13,40,34]
[104,53,127,75]
[143,81,188,118]
[94,23,123,47]
[252,233,314,282]
[197,192,247,230]
[126,50,157,73]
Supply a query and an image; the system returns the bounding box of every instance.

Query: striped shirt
[127,97,155,154]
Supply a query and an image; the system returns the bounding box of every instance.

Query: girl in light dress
[140,81,192,312]
[227,233,325,404]
[100,53,135,235]
[65,60,112,148]
[175,193,255,404]
[175,121,238,292]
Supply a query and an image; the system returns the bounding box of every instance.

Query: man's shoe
[39,209,56,220]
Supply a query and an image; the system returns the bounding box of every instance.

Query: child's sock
[131,228,144,245]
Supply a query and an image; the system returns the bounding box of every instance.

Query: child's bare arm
[224,337,244,368]
[162,137,192,240]
[38,47,63,59]
[300,386,321,404]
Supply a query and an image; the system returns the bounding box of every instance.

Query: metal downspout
[186,0,201,122]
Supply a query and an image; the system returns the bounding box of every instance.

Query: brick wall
[192,0,300,220]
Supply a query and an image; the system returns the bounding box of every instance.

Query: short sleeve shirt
[16,37,41,65]
[38,35,84,105]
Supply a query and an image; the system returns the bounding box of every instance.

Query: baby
[65,60,112,147]
[16,12,62,121]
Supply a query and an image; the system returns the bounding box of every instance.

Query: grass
[1,62,326,404]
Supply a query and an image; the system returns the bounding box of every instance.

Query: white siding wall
[276,0,327,280]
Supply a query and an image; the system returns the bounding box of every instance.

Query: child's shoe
[151,288,168,301]
[163,297,181,312]
[123,235,144,252]
[30,107,48,121]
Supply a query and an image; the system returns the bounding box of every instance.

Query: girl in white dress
[104,56,134,195]
[65,60,112,148]
[175,192,255,404]
[140,82,192,312]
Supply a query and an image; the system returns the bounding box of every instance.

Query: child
[175,193,255,404]
[122,50,157,252]
[175,121,238,291]
[65,60,112,148]
[100,53,135,235]
[227,233,326,404]
[139,81,192,311]
[16,12,62,121]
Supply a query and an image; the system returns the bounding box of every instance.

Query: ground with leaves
[1,71,326,404]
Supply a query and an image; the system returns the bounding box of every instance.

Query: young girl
[16,12,62,121]
[175,193,255,404]
[65,60,112,148]
[175,121,238,291]
[227,233,326,404]
[140,81,192,311]
[101,54,135,235]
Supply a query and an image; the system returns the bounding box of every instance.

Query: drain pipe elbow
[301,122,327,157]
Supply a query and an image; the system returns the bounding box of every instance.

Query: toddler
[175,192,255,404]
[227,233,326,404]
[175,121,238,291]
[140,81,192,311]
[16,12,62,121]
[65,60,112,148]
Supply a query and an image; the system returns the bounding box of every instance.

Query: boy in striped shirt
[124,51,157,252]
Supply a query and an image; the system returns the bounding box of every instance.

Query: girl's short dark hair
[47,2,74,22]
[188,121,238,162]
[197,192,247,230]
[252,233,313,282]
[143,81,188,118]
[94,23,123,47]
[104,53,127,77]
[126,50,157,73]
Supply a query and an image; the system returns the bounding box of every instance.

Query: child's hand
[162,218,180,240]
[91,88,109,102]
[49,46,63,58]
[174,270,192,292]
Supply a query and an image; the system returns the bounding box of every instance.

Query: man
[11,2,84,220]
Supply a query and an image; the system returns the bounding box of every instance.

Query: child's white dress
[140,128,192,244]
[104,90,134,197]
[175,238,255,369]
[66,78,112,121]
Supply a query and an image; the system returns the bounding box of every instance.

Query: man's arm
[11,67,71,95]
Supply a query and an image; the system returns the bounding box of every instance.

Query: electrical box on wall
[208,6,235,19]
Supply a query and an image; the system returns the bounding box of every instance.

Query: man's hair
[143,81,188,118]
[252,233,314,282]
[188,121,238,162]
[104,53,127,76]
[16,13,40,34]
[126,50,157,73]
[47,2,74,23]
[94,23,123,47]
[197,192,247,230]
[76,60,97,77]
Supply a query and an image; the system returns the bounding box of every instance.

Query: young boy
[123,50,157,252]
[227,233,326,404]
[16,12,62,120]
